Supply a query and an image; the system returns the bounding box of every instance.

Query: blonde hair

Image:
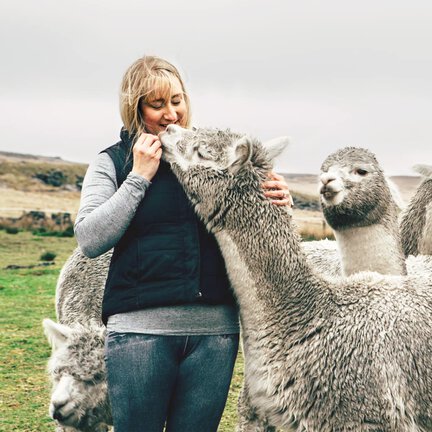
[120,56,191,137]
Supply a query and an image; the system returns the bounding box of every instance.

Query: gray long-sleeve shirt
[75,152,239,335]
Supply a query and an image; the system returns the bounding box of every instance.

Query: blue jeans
[105,332,239,432]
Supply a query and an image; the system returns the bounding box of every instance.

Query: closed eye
[197,149,210,159]
[193,144,211,160]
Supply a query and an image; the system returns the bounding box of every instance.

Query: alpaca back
[56,247,112,326]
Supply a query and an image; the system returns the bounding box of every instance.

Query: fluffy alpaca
[43,248,112,432]
[317,146,406,276]
[43,319,111,432]
[160,124,432,431]
[304,154,432,281]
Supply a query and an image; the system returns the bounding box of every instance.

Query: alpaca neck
[419,202,432,254]
[214,195,322,332]
[334,223,406,276]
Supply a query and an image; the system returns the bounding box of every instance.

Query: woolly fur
[161,127,432,432]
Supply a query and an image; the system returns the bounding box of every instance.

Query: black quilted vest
[100,129,235,325]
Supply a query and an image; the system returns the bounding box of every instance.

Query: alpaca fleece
[160,125,432,432]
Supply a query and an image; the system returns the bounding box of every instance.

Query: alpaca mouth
[322,190,338,199]
[53,410,78,426]
[160,145,173,162]
[320,187,343,206]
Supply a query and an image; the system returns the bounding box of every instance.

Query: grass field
[0,230,244,431]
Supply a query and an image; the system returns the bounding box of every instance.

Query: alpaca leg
[237,382,276,432]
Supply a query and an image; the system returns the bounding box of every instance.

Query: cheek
[177,102,188,125]
[142,108,162,126]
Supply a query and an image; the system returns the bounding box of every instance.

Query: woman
[74,55,292,432]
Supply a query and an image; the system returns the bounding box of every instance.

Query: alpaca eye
[355,168,368,176]
[196,148,210,160]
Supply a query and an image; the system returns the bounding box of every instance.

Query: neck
[334,222,406,276]
[212,188,322,333]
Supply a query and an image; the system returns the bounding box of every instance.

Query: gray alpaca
[400,164,432,256]
[43,248,113,432]
[303,146,406,278]
[318,146,406,276]
[304,150,431,280]
[160,124,432,432]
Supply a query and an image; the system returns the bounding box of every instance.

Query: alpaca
[160,124,432,431]
[43,319,111,432]
[317,146,406,276]
[302,146,406,278]
[304,154,432,280]
[400,164,432,256]
[43,248,112,432]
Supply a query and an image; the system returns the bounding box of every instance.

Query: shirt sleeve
[74,152,151,258]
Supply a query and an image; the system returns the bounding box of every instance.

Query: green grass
[0,230,244,431]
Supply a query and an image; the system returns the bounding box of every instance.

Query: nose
[51,401,67,420]
[320,173,336,185]
[163,104,178,121]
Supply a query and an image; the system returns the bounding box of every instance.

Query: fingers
[262,180,286,190]
[134,133,162,157]
[264,189,288,199]
[263,171,294,207]
[136,133,160,149]
[267,172,285,181]
[154,147,163,160]
[264,189,294,204]
[271,197,292,206]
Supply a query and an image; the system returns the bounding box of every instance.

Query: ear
[43,318,72,350]
[227,135,253,174]
[413,164,432,178]
[262,136,290,162]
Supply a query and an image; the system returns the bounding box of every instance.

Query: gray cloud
[1,0,431,174]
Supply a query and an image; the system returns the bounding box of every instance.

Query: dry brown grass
[0,155,85,219]
[293,209,334,240]
[0,158,87,191]
[0,187,81,218]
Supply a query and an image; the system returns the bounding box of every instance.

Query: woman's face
[140,77,187,135]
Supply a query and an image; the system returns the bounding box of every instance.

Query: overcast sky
[1,0,431,174]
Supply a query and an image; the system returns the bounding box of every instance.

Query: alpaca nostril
[53,409,64,421]
[166,124,176,133]
[321,175,336,186]
[51,401,67,420]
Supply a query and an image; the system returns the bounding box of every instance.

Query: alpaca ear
[262,136,290,162]
[413,164,432,178]
[228,135,253,174]
[43,318,72,350]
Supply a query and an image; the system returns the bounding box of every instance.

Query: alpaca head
[43,318,111,431]
[319,147,396,230]
[160,125,289,226]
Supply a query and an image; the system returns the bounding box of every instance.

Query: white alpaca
[43,248,113,432]
[160,124,432,431]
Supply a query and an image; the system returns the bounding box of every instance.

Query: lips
[323,191,338,199]
[160,121,179,128]
[320,185,341,199]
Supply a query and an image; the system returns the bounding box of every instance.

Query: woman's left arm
[262,172,294,207]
